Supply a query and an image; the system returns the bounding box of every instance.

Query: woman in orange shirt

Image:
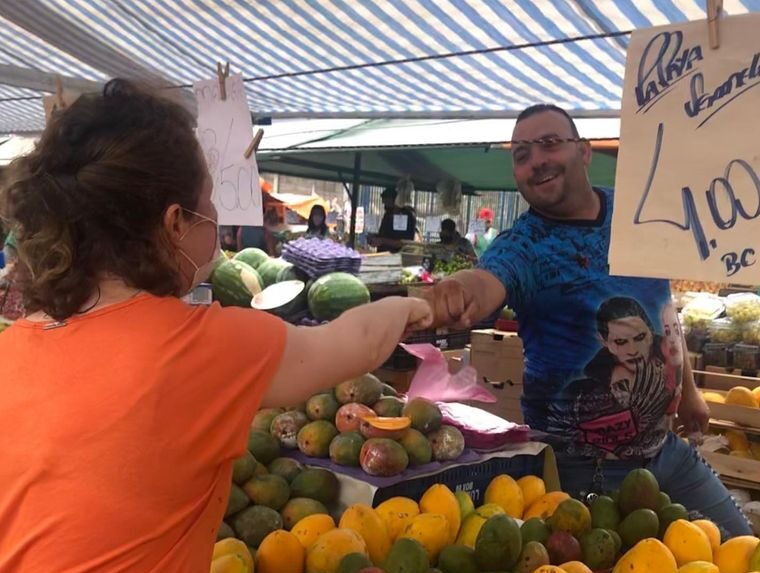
[0,80,432,573]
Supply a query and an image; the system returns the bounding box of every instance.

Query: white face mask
[178,208,221,291]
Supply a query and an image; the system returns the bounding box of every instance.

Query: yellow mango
[691,519,721,554]
[338,504,391,565]
[533,567,569,573]
[714,536,760,573]
[725,387,759,408]
[752,385,760,403]
[725,429,750,451]
[484,474,525,519]
[375,497,420,542]
[523,491,571,520]
[475,503,506,519]
[560,561,593,573]
[291,514,336,551]
[702,391,725,404]
[517,475,546,510]
[455,513,487,549]
[676,562,719,573]
[399,512,450,563]
[612,539,677,573]
[663,519,712,566]
[419,484,461,543]
[305,528,367,573]
[211,554,250,573]
[212,538,254,573]
[256,530,304,573]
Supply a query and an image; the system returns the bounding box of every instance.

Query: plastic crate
[373,453,545,507]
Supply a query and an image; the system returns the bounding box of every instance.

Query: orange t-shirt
[0,294,287,573]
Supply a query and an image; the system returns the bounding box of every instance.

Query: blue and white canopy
[0,0,757,133]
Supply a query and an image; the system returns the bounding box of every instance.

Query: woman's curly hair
[0,79,205,321]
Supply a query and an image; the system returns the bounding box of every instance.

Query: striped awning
[0,1,757,134]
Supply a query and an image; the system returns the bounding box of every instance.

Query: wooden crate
[696,366,760,391]
[701,450,760,491]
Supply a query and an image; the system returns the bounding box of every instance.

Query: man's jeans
[555,433,753,539]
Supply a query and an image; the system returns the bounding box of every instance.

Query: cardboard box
[469,329,525,423]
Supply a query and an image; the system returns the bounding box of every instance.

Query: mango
[692,519,721,553]
[437,544,479,573]
[590,495,621,530]
[252,407,284,433]
[546,530,582,565]
[402,398,443,433]
[290,468,340,505]
[560,562,593,573]
[419,484,460,543]
[618,508,659,549]
[297,420,339,458]
[281,498,329,531]
[580,528,617,570]
[243,474,290,511]
[714,535,760,573]
[336,553,372,573]
[725,386,759,407]
[484,474,525,519]
[725,429,751,451]
[533,567,569,573]
[226,484,250,517]
[398,429,433,466]
[211,554,250,573]
[521,517,550,545]
[523,491,571,520]
[474,513,522,571]
[268,457,304,483]
[339,504,392,565]
[248,430,281,465]
[548,498,592,537]
[676,562,718,573]
[511,540,550,573]
[657,503,689,537]
[306,529,368,573]
[212,538,254,573]
[428,425,465,461]
[256,530,305,573]
[701,391,725,404]
[383,538,430,573]
[306,392,340,421]
[291,513,336,551]
[455,513,486,549]
[232,505,283,548]
[375,497,420,542]
[516,475,546,510]
[372,397,405,418]
[475,503,506,519]
[399,513,450,563]
[335,373,383,405]
[232,452,258,485]
[663,519,712,566]
[336,403,376,433]
[612,538,677,573]
[359,438,409,477]
[454,490,475,522]
[329,432,365,467]
[619,468,661,516]
[271,410,309,449]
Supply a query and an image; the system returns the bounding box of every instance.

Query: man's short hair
[516,104,580,139]
[381,186,397,199]
[596,297,653,340]
[441,218,456,232]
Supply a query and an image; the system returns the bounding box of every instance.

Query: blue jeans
[555,433,752,539]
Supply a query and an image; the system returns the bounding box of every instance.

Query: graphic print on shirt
[479,188,683,459]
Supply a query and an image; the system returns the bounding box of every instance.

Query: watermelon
[251,280,308,319]
[276,263,300,283]
[211,259,263,307]
[233,247,269,269]
[258,259,291,287]
[307,272,370,321]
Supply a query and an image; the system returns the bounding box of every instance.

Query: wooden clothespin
[216,61,230,100]
[244,128,264,159]
[54,76,66,111]
[707,0,722,50]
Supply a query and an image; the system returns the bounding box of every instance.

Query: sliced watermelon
[211,259,263,307]
[251,280,308,319]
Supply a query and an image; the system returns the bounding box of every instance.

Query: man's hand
[677,388,710,435]
[423,279,479,329]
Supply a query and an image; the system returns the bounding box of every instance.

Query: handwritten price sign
[610,14,760,282]
[193,73,262,226]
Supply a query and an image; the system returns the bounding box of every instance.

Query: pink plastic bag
[400,343,496,403]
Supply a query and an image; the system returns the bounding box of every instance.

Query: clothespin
[54,76,66,111]
[707,0,722,50]
[216,61,230,100]
[244,128,264,159]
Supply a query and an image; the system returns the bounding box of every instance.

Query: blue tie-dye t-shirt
[479,188,683,459]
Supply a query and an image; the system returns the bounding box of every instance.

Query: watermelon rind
[211,259,263,307]
[252,280,308,319]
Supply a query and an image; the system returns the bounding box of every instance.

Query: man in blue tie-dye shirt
[424,104,751,537]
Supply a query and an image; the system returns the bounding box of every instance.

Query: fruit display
[211,466,760,573]
[726,293,760,324]
[307,272,371,322]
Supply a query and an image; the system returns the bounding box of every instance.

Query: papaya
[560,562,593,573]
[548,498,591,537]
[256,530,305,573]
[372,397,405,418]
[474,513,522,572]
[590,495,620,530]
[306,392,340,421]
[212,538,254,573]
[271,410,309,449]
[511,540,550,573]
[437,544,479,573]
[398,429,433,466]
[399,513,450,563]
[248,430,281,465]
[297,420,339,458]
[618,508,659,549]
[676,562,719,573]
[226,484,250,517]
[232,451,258,485]
[292,513,336,550]
[533,567,570,573]
[339,504,392,565]
[516,475,546,509]
[580,528,617,570]
[306,528,368,573]
[211,554,250,573]
[692,519,721,553]
[618,468,660,516]
[428,425,465,462]
[663,519,712,567]
[714,535,760,573]
[383,537,430,573]
[402,398,443,433]
[290,468,340,505]
[281,498,329,531]
[419,484,461,544]
[520,517,550,545]
[232,505,283,548]
[336,552,373,573]
[612,538,677,573]
[268,457,304,483]
[252,407,284,433]
[335,374,383,405]
[484,474,525,519]
[243,474,290,511]
[375,497,420,542]
[329,432,365,467]
[523,491,570,520]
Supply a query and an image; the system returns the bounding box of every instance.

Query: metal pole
[349,152,362,247]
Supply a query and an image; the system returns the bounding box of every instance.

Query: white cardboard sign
[193,74,262,226]
[610,14,760,282]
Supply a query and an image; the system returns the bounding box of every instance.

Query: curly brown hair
[0,79,205,321]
